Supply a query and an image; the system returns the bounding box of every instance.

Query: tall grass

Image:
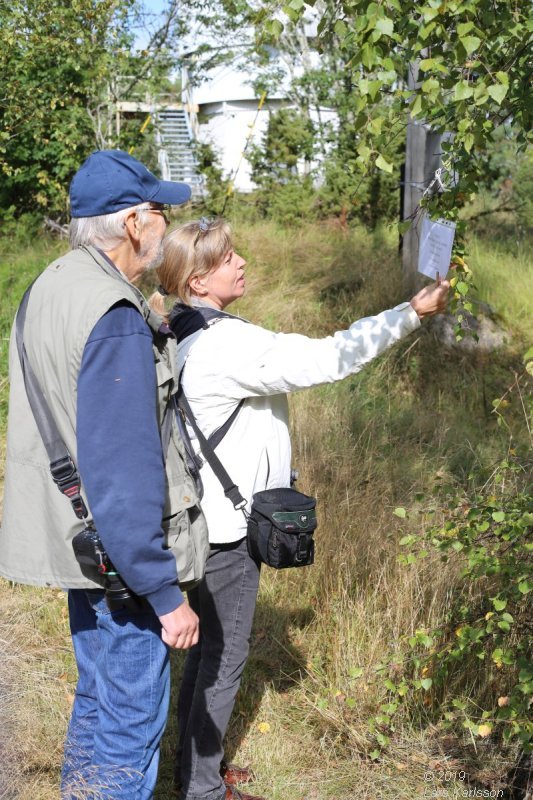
[468,234,533,342]
[0,220,530,799]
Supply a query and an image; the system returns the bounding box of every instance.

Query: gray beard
[143,240,165,272]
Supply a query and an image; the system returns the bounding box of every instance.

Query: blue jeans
[61,589,170,800]
[176,538,261,800]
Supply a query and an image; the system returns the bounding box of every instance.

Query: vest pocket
[163,509,194,587]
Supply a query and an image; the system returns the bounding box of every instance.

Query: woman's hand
[410,278,450,320]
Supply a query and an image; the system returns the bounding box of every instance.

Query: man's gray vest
[0,246,209,591]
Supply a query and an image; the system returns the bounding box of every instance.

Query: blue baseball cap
[69,149,191,217]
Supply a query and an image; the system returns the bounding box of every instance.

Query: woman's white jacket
[176,302,420,544]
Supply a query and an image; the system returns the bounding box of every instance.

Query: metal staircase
[154,107,204,198]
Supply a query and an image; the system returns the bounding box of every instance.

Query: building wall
[189,53,336,192]
[197,100,284,192]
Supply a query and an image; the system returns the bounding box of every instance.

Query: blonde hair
[150,218,233,316]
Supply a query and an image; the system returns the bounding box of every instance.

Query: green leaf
[421,77,439,95]
[368,80,382,101]
[375,17,394,37]
[267,18,284,38]
[451,541,464,551]
[419,21,437,40]
[349,666,364,679]
[464,133,474,153]
[421,678,433,691]
[492,597,507,611]
[334,19,348,38]
[487,83,509,104]
[456,281,469,296]
[368,117,383,135]
[422,7,440,22]
[377,70,397,84]
[375,154,393,173]
[460,36,481,55]
[411,93,423,117]
[361,43,376,69]
[474,83,489,105]
[455,80,474,101]
[492,511,505,522]
[419,57,447,74]
[518,581,531,595]
[393,507,407,518]
[457,21,475,37]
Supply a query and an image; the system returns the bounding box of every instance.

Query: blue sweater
[76,301,184,616]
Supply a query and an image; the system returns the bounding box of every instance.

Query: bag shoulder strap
[172,301,245,451]
[15,283,88,520]
[169,302,248,344]
[172,301,248,510]
[177,389,246,511]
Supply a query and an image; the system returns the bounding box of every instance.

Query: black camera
[72,525,144,612]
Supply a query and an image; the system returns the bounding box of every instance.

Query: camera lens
[104,572,143,612]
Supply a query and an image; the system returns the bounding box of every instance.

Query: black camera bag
[246,487,316,568]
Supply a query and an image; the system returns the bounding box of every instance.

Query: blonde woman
[152,217,449,800]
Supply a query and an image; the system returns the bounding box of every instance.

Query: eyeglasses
[136,204,171,226]
[193,216,215,247]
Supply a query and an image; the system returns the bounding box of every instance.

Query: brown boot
[220,761,256,786]
[224,786,266,800]
[174,764,258,798]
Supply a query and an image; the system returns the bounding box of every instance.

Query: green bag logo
[272,508,316,530]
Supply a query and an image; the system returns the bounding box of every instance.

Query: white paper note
[418,216,456,279]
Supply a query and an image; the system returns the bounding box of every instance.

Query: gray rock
[427,304,509,353]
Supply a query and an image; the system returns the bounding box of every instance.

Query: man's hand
[159,602,199,650]
[410,278,450,320]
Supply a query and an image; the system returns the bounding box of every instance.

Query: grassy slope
[0,221,530,799]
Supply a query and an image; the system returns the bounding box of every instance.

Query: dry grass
[0,584,72,799]
[1,220,530,799]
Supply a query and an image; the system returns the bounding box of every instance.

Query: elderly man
[0,150,208,798]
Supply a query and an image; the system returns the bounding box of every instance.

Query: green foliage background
[0,0,182,219]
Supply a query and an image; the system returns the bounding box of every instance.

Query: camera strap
[15,287,88,519]
[15,284,89,520]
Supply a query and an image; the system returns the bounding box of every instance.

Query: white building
[183,41,336,192]
[189,62,287,192]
